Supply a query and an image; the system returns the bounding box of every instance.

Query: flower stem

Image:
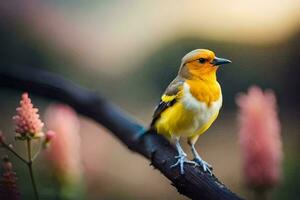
[32,140,42,162]
[26,139,39,200]
[1,142,28,164]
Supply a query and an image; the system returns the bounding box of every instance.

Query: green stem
[27,139,39,200]
[32,140,42,162]
[1,142,28,164]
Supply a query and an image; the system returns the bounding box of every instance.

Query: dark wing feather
[150,76,184,128]
[150,98,177,127]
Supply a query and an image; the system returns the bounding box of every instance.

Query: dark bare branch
[0,66,243,200]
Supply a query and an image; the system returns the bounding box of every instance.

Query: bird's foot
[171,153,197,174]
[194,157,213,175]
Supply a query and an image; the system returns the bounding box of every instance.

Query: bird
[150,49,231,175]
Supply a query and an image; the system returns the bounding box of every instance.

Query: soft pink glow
[44,104,82,182]
[236,86,282,189]
[12,93,44,138]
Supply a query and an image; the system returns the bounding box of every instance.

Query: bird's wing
[150,76,184,127]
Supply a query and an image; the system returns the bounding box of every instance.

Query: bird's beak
[212,57,232,66]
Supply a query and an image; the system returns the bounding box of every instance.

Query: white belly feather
[180,83,222,135]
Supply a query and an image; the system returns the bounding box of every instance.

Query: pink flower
[236,86,282,190]
[43,130,56,148]
[44,104,82,184]
[45,130,56,142]
[13,93,44,139]
[0,156,20,200]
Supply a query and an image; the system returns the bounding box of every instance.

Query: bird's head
[179,49,231,80]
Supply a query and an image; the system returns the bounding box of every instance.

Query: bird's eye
[198,58,206,64]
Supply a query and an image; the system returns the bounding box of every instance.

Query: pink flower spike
[0,156,20,200]
[236,86,283,191]
[13,93,44,139]
[44,104,82,184]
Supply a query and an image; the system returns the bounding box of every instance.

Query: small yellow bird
[150,49,231,174]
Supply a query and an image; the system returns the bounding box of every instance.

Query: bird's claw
[171,154,197,174]
[170,155,185,174]
[194,158,213,175]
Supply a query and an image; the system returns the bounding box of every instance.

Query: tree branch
[0,66,243,200]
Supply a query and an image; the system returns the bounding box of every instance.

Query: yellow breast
[155,82,222,138]
[186,79,221,107]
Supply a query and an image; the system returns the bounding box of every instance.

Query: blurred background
[0,0,299,199]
